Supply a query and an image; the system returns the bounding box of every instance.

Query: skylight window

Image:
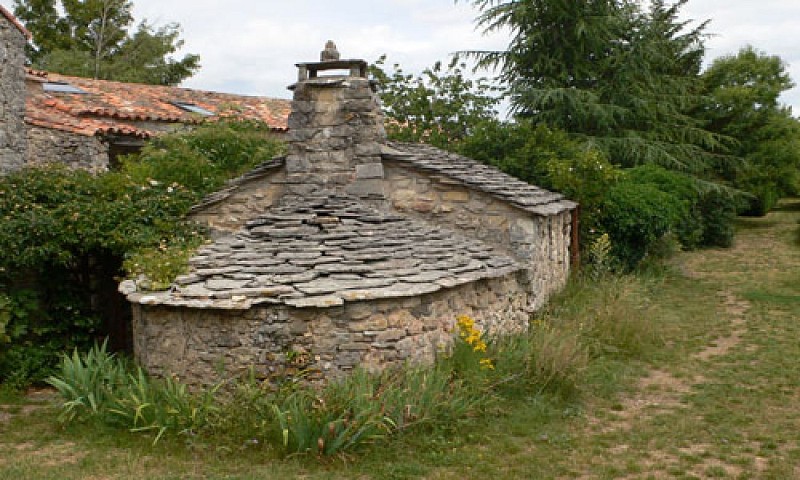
[172,102,215,116]
[43,82,88,94]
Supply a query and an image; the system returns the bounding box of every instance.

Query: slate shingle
[127,194,523,309]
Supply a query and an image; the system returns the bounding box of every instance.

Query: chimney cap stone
[321,40,340,62]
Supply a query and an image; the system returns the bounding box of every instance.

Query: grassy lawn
[1,200,798,479]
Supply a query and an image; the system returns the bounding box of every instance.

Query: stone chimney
[0,6,29,174]
[285,42,386,203]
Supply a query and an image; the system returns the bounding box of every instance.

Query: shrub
[46,341,127,422]
[0,121,286,389]
[599,181,685,269]
[122,119,286,195]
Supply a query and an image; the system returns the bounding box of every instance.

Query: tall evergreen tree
[13,0,199,86]
[462,0,725,171]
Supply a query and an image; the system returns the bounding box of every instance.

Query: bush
[122,119,286,195]
[0,120,286,389]
[599,181,685,269]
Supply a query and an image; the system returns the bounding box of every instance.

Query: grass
[1,199,799,478]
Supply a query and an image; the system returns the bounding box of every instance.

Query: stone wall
[384,162,572,310]
[26,126,109,173]
[132,273,528,386]
[0,15,27,173]
[284,75,387,205]
[189,169,287,233]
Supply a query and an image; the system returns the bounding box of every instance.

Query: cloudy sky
[4,0,800,112]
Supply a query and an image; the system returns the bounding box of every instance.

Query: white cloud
[1,0,798,112]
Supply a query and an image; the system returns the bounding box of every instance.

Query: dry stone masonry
[124,43,577,385]
[26,126,109,172]
[0,8,28,173]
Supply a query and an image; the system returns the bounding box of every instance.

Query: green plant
[108,368,220,444]
[492,322,587,399]
[46,340,127,422]
[586,233,613,279]
[599,181,685,269]
[271,379,391,456]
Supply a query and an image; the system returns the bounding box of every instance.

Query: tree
[461,0,725,172]
[700,46,800,213]
[13,0,199,85]
[369,56,500,150]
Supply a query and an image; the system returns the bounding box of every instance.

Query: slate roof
[25,71,291,138]
[126,194,522,309]
[189,156,287,213]
[382,142,577,216]
[0,5,31,39]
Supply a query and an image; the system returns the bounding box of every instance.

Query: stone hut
[0,5,30,174]
[122,44,578,385]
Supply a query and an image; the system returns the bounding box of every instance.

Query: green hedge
[0,120,285,388]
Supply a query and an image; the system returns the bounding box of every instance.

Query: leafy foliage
[0,120,284,388]
[599,181,685,269]
[461,0,724,171]
[13,0,200,85]
[700,46,800,215]
[370,56,500,150]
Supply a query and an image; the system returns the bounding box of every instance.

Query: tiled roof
[382,142,577,216]
[0,5,31,39]
[124,194,521,309]
[25,71,291,138]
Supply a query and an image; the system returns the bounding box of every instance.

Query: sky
[3,0,800,113]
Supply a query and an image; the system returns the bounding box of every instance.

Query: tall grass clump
[48,271,664,457]
[541,274,663,361]
[46,340,127,422]
[48,342,218,444]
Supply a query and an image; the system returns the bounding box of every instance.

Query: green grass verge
[1,200,798,479]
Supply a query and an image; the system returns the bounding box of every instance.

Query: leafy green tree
[461,0,724,171]
[701,46,800,213]
[13,0,199,85]
[369,56,500,150]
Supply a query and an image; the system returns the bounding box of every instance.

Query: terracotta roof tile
[25,71,291,138]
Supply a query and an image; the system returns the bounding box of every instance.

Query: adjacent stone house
[0,6,30,173]
[0,6,290,174]
[122,46,578,386]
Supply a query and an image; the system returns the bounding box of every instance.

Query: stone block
[346,179,385,198]
[442,190,469,202]
[355,162,384,179]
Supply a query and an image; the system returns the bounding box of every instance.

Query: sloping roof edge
[0,5,31,40]
[382,142,578,216]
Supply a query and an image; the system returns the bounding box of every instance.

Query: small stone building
[0,7,290,173]
[0,6,29,174]
[122,45,578,386]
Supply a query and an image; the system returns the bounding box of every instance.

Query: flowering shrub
[455,315,494,371]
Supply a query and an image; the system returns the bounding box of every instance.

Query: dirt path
[572,200,800,479]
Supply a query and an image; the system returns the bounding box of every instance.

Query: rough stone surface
[129,49,577,386]
[383,161,572,310]
[0,14,28,173]
[129,194,522,309]
[25,126,108,172]
[190,157,287,232]
[132,274,529,386]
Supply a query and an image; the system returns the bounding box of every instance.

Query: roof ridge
[0,5,31,40]
[382,141,577,216]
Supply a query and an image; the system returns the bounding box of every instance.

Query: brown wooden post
[570,205,580,270]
